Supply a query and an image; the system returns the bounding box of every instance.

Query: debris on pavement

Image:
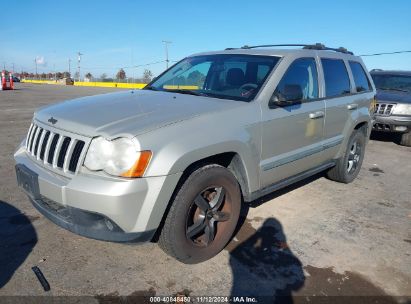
[31,266,50,292]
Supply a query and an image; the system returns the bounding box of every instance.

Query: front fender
[138,112,262,194]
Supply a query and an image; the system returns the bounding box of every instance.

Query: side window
[349,61,371,92]
[321,58,351,97]
[273,58,319,101]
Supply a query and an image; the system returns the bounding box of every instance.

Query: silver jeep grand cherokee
[15,43,375,263]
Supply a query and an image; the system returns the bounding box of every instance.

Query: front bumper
[372,115,411,133]
[14,145,182,242]
[29,194,154,242]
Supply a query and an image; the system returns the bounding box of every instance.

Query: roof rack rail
[225,43,354,55]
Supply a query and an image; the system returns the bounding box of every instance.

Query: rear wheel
[400,131,411,147]
[327,129,366,183]
[158,164,241,264]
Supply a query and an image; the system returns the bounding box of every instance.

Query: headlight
[84,137,152,177]
[392,104,411,115]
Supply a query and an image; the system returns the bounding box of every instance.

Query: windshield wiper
[143,85,159,91]
[379,87,409,92]
[164,89,205,96]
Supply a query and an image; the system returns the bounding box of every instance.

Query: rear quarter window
[349,61,371,92]
[321,58,351,97]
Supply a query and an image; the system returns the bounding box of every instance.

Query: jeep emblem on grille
[48,117,58,125]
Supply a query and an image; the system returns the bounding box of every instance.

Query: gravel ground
[0,83,410,303]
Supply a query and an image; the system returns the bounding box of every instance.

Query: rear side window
[321,58,351,97]
[349,61,371,92]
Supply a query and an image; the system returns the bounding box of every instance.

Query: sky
[1,0,411,79]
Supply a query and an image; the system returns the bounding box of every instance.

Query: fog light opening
[105,218,114,231]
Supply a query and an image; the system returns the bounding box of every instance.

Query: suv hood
[376,90,411,104]
[35,90,238,138]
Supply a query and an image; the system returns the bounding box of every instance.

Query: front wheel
[158,164,241,264]
[327,129,366,183]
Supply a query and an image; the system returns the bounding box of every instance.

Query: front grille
[374,103,395,116]
[25,122,86,174]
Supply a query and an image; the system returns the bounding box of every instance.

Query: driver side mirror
[269,84,303,108]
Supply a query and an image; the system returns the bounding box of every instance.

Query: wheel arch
[174,151,251,201]
[151,151,251,242]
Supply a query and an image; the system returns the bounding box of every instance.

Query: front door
[260,57,325,188]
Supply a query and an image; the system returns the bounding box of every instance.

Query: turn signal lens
[370,96,377,114]
[121,151,152,178]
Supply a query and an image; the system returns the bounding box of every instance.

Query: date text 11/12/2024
[149,296,258,303]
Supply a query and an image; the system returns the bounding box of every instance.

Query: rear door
[260,57,325,188]
[319,58,355,159]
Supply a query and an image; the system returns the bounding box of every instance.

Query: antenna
[162,41,172,69]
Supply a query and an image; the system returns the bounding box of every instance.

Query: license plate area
[16,164,40,200]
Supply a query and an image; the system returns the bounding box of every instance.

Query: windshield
[371,74,411,92]
[146,54,280,102]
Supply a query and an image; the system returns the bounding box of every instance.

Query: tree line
[14,68,154,83]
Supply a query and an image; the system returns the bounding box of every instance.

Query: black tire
[400,132,411,147]
[327,128,366,183]
[158,164,241,264]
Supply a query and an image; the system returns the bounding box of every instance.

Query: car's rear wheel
[158,164,241,264]
[400,131,411,147]
[327,128,366,183]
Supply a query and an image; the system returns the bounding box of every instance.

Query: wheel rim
[185,186,231,247]
[347,140,362,174]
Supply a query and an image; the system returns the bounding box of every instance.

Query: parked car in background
[4,75,20,82]
[370,70,411,146]
[15,44,375,263]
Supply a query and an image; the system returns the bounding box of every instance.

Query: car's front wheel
[158,164,241,264]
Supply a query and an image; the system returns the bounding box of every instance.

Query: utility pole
[162,40,172,69]
[34,58,38,77]
[12,63,14,72]
[77,52,83,81]
[3,62,5,70]
[68,58,71,77]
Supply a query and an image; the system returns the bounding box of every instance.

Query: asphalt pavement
[0,83,410,303]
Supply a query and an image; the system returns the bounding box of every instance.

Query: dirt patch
[95,288,156,304]
[166,280,176,288]
[173,289,192,297]
[298,266,397,300]
[369,167,385,173]
[377,201,395,208]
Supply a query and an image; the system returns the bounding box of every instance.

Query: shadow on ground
[228,218,304,303]
[0,200,37,288]
[370,131,402,145]
[226,172,402,304]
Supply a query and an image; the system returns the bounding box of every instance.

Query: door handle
[347,103,358,110]
[309,111,324,119]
